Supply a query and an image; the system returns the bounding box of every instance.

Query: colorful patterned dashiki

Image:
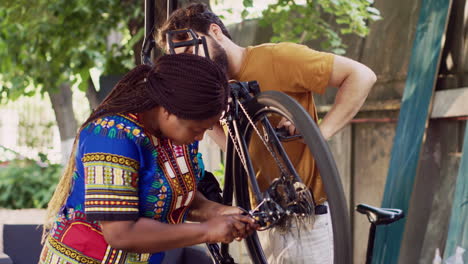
[39,114,202,264]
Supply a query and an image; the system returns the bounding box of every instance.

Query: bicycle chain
[224,119,249,175]
[223,105,284,179]
[237,101,289,176]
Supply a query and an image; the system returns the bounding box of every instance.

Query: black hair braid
[146,53,229,120]
[83,53,228,128]
[81,64,155,128]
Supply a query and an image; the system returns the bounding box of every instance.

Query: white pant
[257,202,334,264]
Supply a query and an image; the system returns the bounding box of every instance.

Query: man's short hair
[157,3,232,50]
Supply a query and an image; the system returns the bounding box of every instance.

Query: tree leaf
[242,0,254,8]
[259,0,381,54]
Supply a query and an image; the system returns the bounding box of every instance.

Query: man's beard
[210,40,229,75]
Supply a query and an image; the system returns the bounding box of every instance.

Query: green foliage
[213,163,225,188]
[246,0,382,54]
[0,155,62,209]
[0,0,142,100]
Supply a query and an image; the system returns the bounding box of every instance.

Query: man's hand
[277,117,297,136]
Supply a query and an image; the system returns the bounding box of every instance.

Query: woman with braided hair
[39,53,257,264]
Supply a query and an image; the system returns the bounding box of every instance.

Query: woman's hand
[216,205,259,241]
[201,214,257,243]
[189,192,246,221]
[217,205,246,216]
[189,192,259,241]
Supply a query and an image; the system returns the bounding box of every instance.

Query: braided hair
[44,53,229,236]
[84,53,228,125]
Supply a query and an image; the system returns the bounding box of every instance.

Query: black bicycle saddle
[356,203,404,225]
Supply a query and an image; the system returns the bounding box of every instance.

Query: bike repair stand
[141,0,179,65]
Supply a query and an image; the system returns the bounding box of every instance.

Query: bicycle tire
[228,90,351,264]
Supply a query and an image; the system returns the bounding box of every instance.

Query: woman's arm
[187,192,257,239]
[100,213,251,253]
[187,191,242,222]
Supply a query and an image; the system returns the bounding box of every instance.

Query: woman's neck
[139,108,162,138]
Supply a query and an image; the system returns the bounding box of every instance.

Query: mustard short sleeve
[272,43,334,94]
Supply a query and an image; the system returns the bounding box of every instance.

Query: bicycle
[207,79,352,264]
[141,3,404,264]
[199,73,404,264]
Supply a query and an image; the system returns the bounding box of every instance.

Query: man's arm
[319,55,376,140]
[206,122,227,152]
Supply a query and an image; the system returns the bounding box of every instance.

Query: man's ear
[209,23,224,41]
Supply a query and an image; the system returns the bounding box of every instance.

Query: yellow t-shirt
[232,42,334,204]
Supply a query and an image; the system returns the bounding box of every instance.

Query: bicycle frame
[209,81,318,263]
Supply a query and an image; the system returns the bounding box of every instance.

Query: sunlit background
[0,0,284,164]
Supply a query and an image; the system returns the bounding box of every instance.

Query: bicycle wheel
[228,91,351,264]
